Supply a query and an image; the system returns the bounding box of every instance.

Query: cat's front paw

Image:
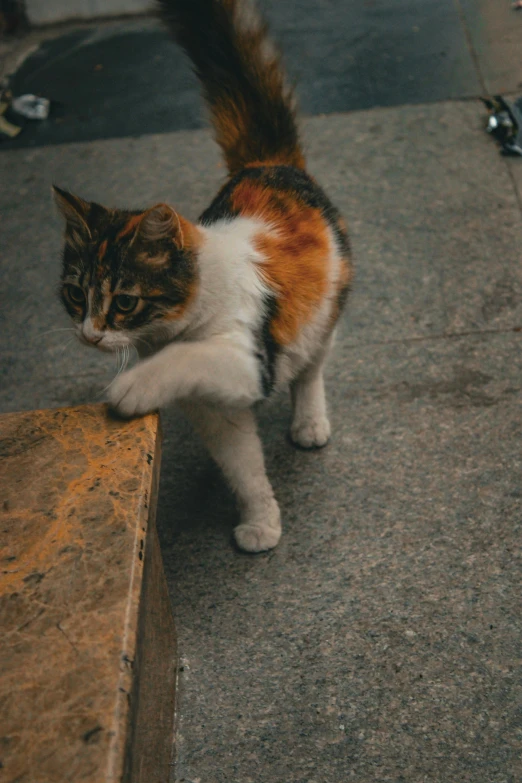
[108,364,163,418]
[290,415,331,449]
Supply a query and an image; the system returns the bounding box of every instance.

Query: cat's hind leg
[290,347,332,449]
[181,401,281,552]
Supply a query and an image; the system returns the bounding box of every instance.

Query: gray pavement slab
[306,102,522,342]
[0,100,521,781]
[1,101,521,410]
[507,156,522,213]
[162,330,521,783]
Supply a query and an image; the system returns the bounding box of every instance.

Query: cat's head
[54,186,200,353]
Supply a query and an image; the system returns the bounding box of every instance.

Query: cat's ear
[137,203,184,248]
[53,186,92,245]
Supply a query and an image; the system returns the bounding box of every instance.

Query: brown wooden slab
[0,404,176,783]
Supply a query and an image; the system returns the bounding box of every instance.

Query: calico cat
[54,0,353,552]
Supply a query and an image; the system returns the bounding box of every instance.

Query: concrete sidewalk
[159,105,522,783]
[1,98,521,781]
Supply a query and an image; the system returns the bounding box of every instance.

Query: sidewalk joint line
[341,325,522,350]
[453,0,487,95]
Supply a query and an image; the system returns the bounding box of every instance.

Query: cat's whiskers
[58,337,75,356]
[116,345,131,378]
[95,346,124,398]
[36,327,77,340]
[122,344,130,373]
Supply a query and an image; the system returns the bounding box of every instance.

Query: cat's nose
[82,317,104,345]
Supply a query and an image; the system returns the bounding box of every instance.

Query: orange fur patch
[161,272,199,322]
[178,215,203,252]
[210,77,304,174]
[162,298,195,322]
[117,214,143,240]
[230,181,329,345]
[212,97,305,173]
[244,159,300,170]
[117,209,201,251]
[337,256,353,292]
[97,239,108,260]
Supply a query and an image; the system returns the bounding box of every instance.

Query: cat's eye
[65,285,85,306]
[114,294,139,314]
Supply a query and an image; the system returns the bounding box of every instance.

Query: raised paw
[290,415,331,449]
[108,364,162,418]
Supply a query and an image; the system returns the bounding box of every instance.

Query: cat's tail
[156,0,305,175]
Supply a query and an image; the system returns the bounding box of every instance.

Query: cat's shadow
[155,397,305,559]
[154,396,344,625]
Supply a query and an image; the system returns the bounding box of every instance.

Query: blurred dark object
[0,0,28,36]
[483,95,522,156]
[513,1,522,9]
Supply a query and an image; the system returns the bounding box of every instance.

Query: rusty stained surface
[0,404,161,783]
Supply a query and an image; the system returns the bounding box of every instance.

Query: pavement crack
[56,622,80,655]
[453,0,487,94]
[505,161,522,219]
[341,325,522,350]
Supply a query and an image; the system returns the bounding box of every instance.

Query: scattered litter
[0,112,21,138]
[0,84,51,141]
[12,94,50,120]
[483,95,522,156]
[0,89,21,139]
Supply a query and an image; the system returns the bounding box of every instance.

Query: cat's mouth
[78,329,131,353]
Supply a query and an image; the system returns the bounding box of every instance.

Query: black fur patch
[256,293,279,397]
